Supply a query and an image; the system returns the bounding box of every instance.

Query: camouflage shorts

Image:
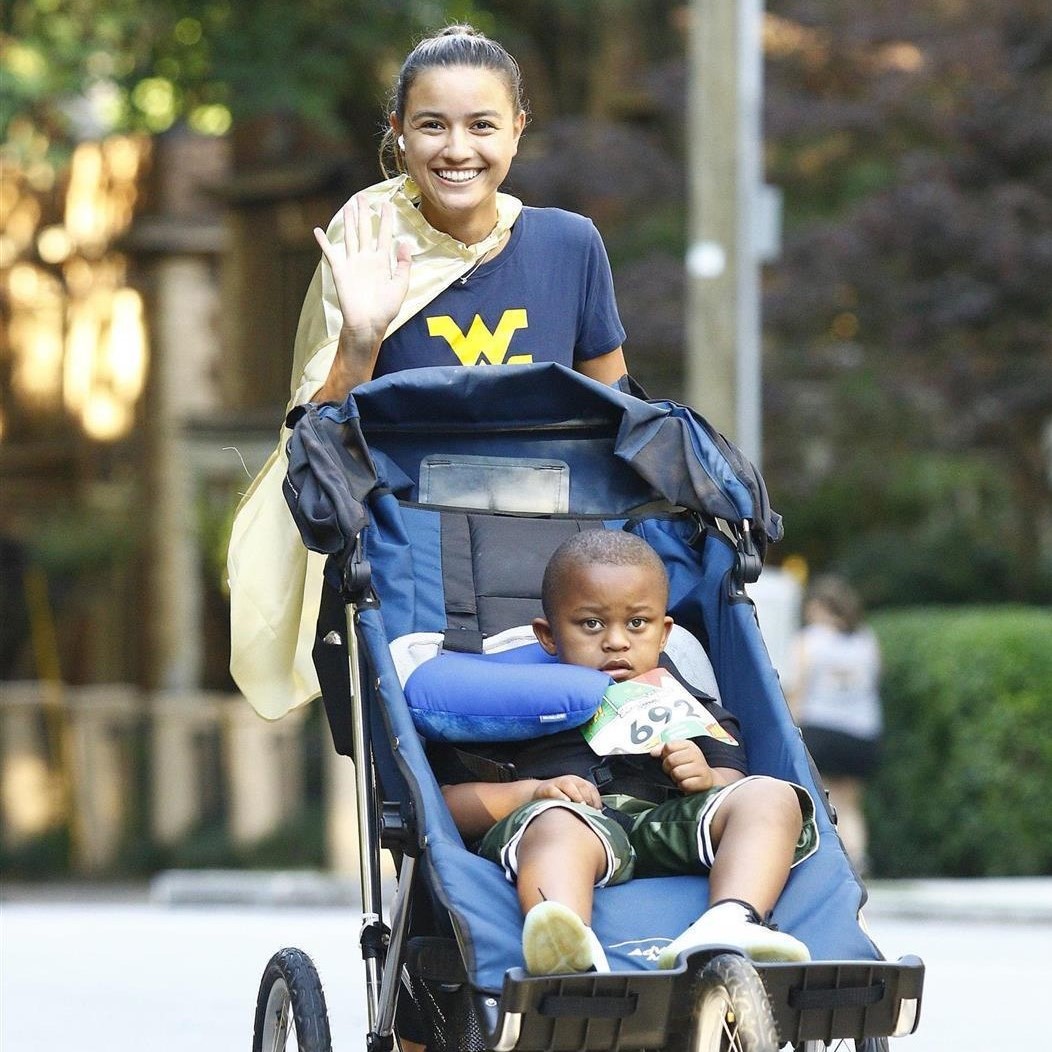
[477,776,818,886]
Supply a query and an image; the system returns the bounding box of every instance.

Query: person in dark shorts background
[787,573,883,874]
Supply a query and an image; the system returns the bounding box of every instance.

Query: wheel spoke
[276,999,291,1051]
[262,977,291,1051]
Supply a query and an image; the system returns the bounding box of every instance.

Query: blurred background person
[787,574,883,874]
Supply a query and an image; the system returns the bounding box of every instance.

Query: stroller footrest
[491,969,686,1051]
[758,956,925,1045]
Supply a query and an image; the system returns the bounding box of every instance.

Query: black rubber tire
[252,947,333,1052]
[688,953,779,1052]
[794,1041,890,1051]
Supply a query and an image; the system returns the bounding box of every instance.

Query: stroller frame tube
[345,600,417,1049]
[376,854,416,1037]
[346,603,386,1034]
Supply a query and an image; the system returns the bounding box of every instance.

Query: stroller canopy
[283,363,781,589]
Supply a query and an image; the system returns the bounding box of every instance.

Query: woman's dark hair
[806,574,865,633]
[379,24,527,176]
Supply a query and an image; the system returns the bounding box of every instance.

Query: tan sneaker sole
[523,902,595,975]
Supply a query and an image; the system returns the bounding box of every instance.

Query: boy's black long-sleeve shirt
[427,654,747,801]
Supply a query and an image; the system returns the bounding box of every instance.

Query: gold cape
[227,175,523,719]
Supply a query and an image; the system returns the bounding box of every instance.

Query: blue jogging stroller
[252,364,924,1052]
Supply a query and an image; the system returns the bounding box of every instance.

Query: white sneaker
[522,901,609,975]
[658,902,810,969]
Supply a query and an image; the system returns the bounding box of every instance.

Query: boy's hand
[532,775,602,809]
[650,740,715,794]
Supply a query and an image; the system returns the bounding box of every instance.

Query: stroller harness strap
[436,511,604,641]
[440,513,479,634]
[447,746,676,805]
[451,747,519,783]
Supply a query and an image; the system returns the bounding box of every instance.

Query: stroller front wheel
[252,947,333,1052]
[688,953,779,1052]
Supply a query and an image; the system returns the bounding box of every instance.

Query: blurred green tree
[762,0,1052,602]
[5,0,1049,603]
[2,1,472,148]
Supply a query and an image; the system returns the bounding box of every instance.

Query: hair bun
[439,23,481,37]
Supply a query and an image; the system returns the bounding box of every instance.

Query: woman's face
[392,65,525,243]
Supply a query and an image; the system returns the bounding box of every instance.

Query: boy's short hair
[541,530,669,619]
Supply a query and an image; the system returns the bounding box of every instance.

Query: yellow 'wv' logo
[427,309,532,366]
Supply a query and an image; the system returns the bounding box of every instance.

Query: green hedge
[868,606,1052,877]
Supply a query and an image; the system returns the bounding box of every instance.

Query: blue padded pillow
[404,647,611,742]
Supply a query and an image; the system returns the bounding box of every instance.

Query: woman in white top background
[787,574,883,873]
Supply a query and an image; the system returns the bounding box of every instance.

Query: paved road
[1,890,1046,1050]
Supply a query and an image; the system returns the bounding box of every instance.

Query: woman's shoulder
[519,205,601,242]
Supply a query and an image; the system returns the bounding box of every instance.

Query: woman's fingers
[377,200,394,258]
[341,199,359,254]
[356,195,372,251]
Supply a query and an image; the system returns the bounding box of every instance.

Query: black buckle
[442,627,485,654]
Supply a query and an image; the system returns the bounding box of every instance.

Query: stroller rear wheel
[795,1043,890,1052]
[252,947,333,1052]
[688,953,779,1052]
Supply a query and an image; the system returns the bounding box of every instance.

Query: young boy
[431,530,818,975]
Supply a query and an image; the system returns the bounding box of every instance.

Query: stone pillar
[152,257,226,691]
[324,737,361,877]
[224,700,307,846]
[127,128,231,693]
[0,683,62,847]
[747,567,803,679]
[65,685,142,873]
[150,691,226,845]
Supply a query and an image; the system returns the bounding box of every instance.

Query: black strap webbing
[453,748,518,783]
[788,981,886,1011]
[440,513,478,632]
[539,993,638,1019]
[443,628,485,653]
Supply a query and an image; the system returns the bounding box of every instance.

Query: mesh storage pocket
[403,973,486,1052]
[404,937,486,1052]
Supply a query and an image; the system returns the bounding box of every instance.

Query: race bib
[581,668,738,756]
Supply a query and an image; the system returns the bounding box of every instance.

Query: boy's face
[533,562,673,682]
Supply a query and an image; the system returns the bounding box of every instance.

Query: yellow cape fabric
[227,175,523,720]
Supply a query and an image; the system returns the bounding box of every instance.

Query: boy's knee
[731,777,804,830]
[521,805,602,848]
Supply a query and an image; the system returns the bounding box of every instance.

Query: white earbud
[397,134,406,151]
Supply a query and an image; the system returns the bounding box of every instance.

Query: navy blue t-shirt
[373,207,626,377]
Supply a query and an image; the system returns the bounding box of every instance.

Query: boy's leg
[705,776,803,915]
[635,777,817,967]
[515,806,608,919]
[517,809,610,975]
[480,802,631,974]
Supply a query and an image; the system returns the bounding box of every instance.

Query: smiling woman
[308,24,628,396]
[393,65,523,246]
[227,23,634,729]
